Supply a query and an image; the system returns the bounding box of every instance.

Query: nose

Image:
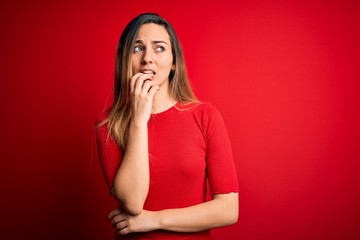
[141,48,153,65]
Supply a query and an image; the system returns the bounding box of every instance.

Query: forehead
[136,23,171,42]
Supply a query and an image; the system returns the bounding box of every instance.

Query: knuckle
[131,91,138,97]
[130,76,137,84]
[127,225,134,232]
[111,218,117,225]
[143,81,152,89]
[139,92,147,99]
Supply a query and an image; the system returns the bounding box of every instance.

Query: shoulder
[187,102,223,119]
[177,101,220,114]
[95,107,112,126]
[176,101,224,126]
[95,107,114,142]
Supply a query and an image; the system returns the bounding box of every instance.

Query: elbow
[217,207,238,227]
[112,187,144,216]
[215,192,239,226]
[120,202,143,216]
[226,196,239,225]
[227,209,238,225]
[122,203,143,216]
[221,203,238,226]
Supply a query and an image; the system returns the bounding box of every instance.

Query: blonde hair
[98,13,198,150]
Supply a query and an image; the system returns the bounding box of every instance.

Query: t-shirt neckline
[151,102,179,117]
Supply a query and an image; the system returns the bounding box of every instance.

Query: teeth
[142,70,154,74]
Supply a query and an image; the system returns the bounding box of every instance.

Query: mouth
[141,69,156,75]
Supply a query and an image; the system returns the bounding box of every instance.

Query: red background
[1,0,359,239]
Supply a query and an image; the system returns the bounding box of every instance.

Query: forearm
[156,192,239,232]
[113,121,149,215]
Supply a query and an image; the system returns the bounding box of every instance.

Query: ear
[169,65,176,80]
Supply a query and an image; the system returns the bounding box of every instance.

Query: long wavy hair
[99,13,198,150]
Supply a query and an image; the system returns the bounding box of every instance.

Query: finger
[139,80,154,96]
[147,85,160,99]
[107,209,122,220]
[134,74,153,94]
[111,213,127,226]
[133,74,154,95]
[116,219,127,230]
[130,73,143,94]
[119,227,130,235]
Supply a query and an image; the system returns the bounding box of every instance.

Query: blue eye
[155,46,165,52]
[134,46,143,52]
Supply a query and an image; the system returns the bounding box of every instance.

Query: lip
[141,68,156,75]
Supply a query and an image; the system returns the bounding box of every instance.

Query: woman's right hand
[130,72,160,124]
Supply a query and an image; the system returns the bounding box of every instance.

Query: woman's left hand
[108,208,159,235]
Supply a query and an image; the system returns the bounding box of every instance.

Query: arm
[96,110,148,215]
[157,192,238,232]
[111,73,159,215]
[108,192,238,235]
[112,120,149,215]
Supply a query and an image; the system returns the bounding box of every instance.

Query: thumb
[148,85,160,99]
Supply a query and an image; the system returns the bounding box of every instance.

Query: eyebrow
[135,40,168,45]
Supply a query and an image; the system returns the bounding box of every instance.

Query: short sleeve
[203,105,239,195]
[95,112,123,189]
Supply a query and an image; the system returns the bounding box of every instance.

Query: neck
[151,85,177,114]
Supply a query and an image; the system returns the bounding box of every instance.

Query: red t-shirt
[96,102,239,239]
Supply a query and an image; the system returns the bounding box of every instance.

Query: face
[131,23,174,88]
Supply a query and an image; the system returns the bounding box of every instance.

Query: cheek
[160,54,174,69]
[131,59,139,72]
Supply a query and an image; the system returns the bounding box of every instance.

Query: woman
[96,13,239,239]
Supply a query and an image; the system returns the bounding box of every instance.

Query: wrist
[153,210,164,230]
[130,118,148,128]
